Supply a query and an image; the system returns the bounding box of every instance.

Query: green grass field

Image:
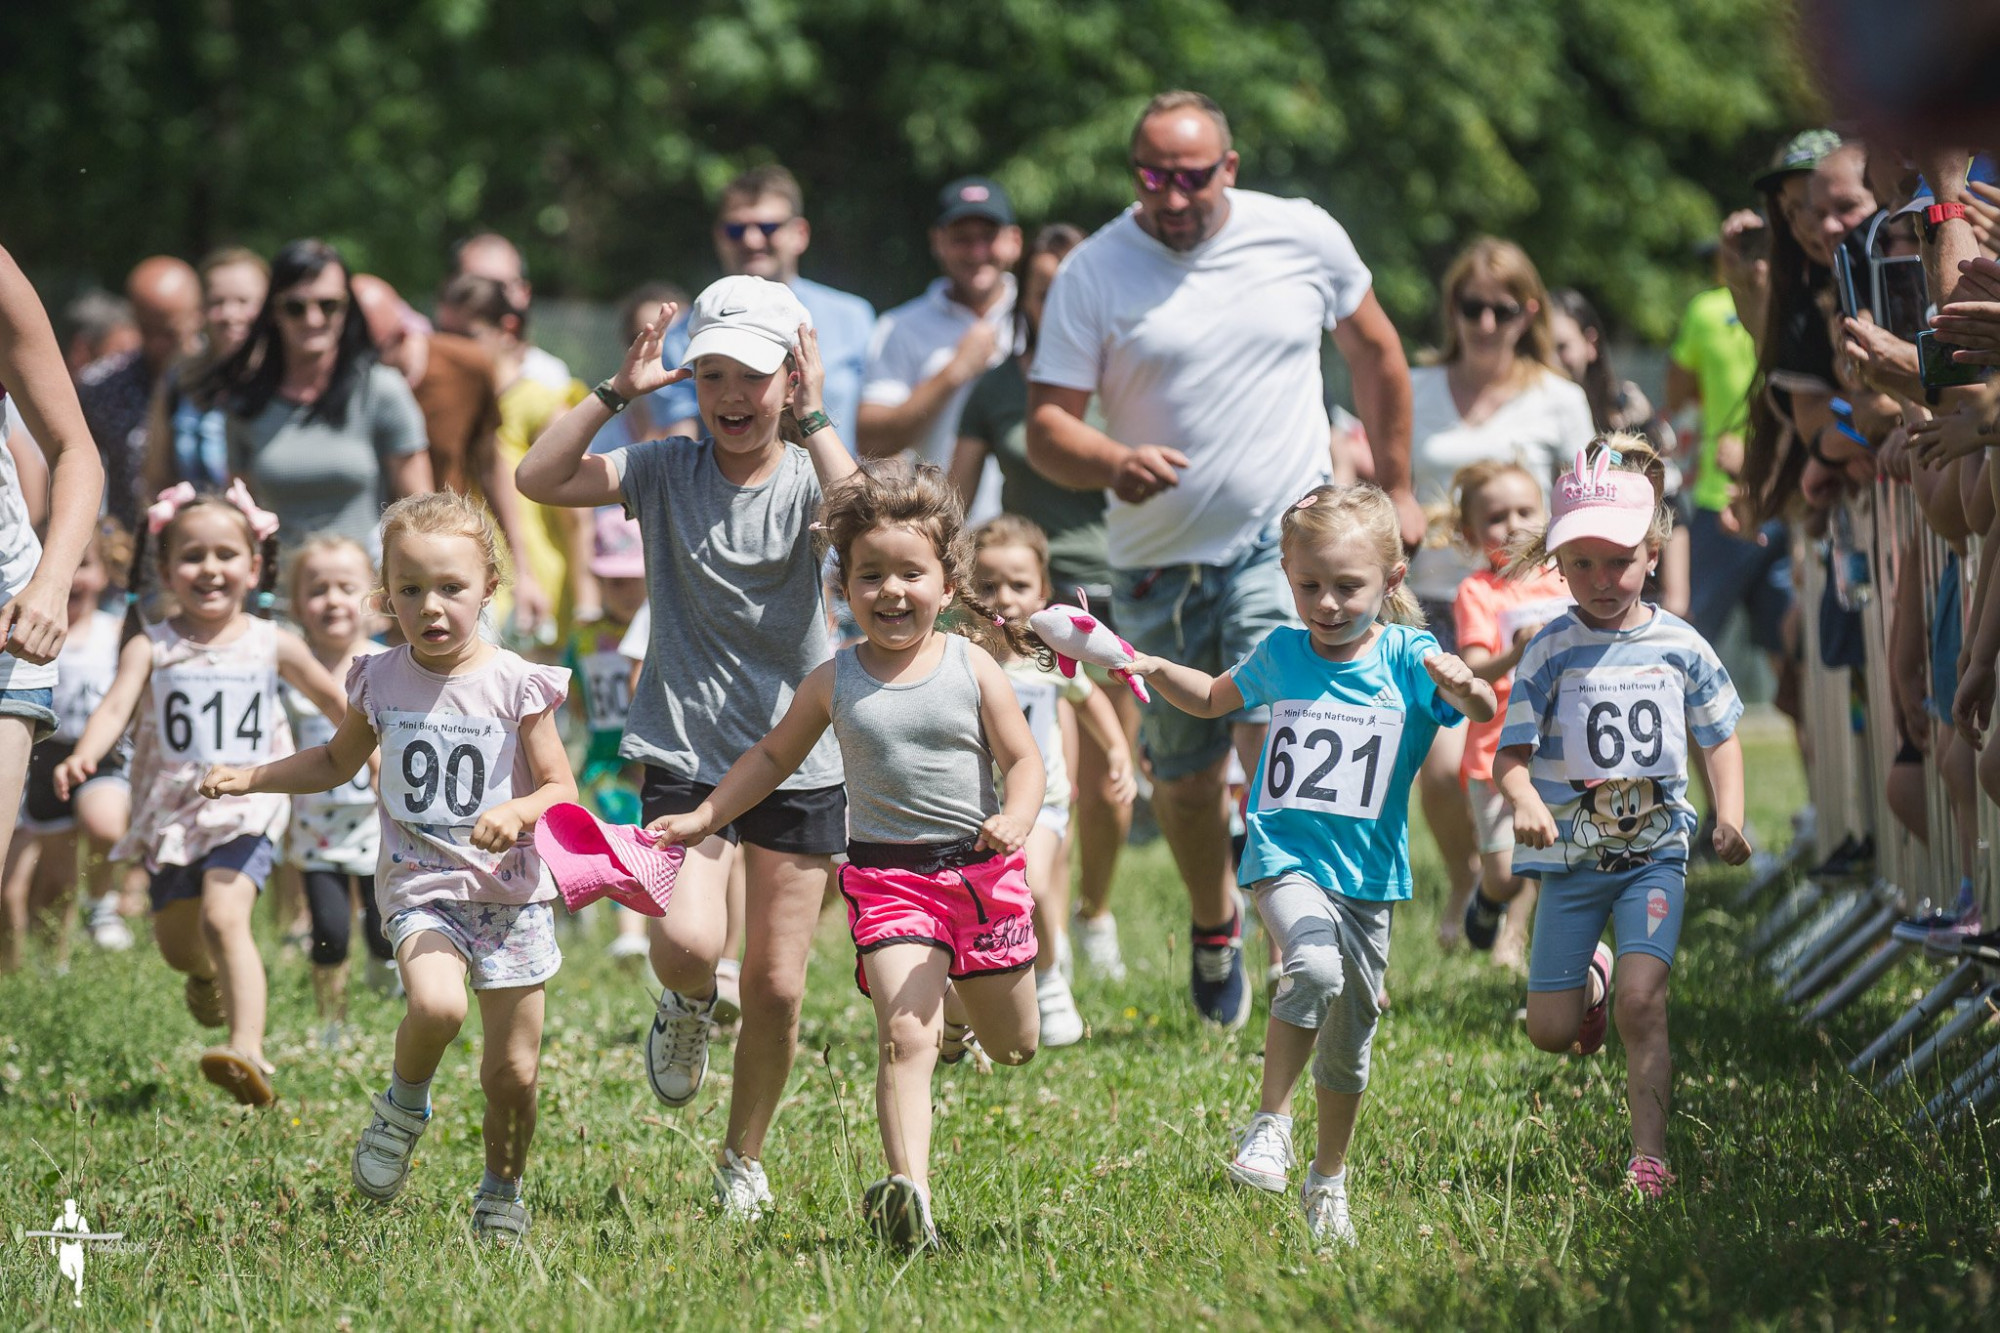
[4,724,1998,1328]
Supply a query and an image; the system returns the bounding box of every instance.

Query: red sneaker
[1626,1153,1675,1200]
[1575,942,1614,1056]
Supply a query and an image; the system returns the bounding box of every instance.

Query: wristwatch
[592,379,630,414]
[1923,201,1968,242]
[796,409,833,438]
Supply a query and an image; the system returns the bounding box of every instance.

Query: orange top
[1453,565,1571,782]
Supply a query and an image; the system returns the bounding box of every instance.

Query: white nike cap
[679,274,812,375]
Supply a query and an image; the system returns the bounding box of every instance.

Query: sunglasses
[720,220,791,241]
[279,296,346,321]
[1131,156,1227,195]
[1456,297,1525,323]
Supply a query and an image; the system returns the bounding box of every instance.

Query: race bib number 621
[1254,700,1406,821]
[1557,670,1686,781]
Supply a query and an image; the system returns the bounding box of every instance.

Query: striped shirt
[1497,608,1741,878]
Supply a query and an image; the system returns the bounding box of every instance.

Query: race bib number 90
[378,711,516,833]
[153,663,274,763]
[1254,700,1406,821]
[1557,670,1686,781]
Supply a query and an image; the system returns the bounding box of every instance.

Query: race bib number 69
[1254,700,1406,821]
[1557,670,1686,781]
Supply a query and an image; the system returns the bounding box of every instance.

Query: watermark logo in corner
[23,1197,128,1308]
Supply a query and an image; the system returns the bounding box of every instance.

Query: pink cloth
[534,802,680,916]
[348,645,569,915]
[836,849,1036,994]
[114,617,292,872]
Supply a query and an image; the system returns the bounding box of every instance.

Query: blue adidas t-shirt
[1230,623,1463,901]
[1498,607,1742,879]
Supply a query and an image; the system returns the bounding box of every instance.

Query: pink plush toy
[1028,589,1152,703]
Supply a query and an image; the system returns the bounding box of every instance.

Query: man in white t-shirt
[857,177,1020,516]
[451,232,574,393]
[1027,91,1415,1029]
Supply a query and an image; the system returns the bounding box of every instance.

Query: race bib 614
[1254,699,1406,821]
[152,662,274,763]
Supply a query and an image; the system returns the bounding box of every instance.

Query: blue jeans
[1686,509,1791,655]
[1112,526,1297,781]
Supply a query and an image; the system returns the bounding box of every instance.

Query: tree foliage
[0,0,1817,340]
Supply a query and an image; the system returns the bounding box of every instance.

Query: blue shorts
[1527,861,1686,992]
[1112,525,1298,781]
[1687,510,1791,656]
[0,686,57,744]
[148,834,277,913]
[1929,552,1962,723]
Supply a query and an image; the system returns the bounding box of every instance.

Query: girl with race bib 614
[56,483,346,1107]
[1127,484,1495,1249]
[202,491,576,1241]
[1494,436,1748,1202]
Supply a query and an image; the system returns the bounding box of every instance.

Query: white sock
[1306,1161,1344,1188]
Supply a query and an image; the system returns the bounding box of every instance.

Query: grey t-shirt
[228,361,427,551]
[608,438,842,790]
[830,634,995,843]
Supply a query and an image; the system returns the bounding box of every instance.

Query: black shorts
[640,766,846,856]
[22,737,128,829]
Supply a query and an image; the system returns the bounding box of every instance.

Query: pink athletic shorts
[837,836,1037,995]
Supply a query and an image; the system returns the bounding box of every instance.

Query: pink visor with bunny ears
[1545,449,1655,553]
[534,803,681,917]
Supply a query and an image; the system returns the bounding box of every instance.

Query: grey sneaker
[645,989,714,1107]
[1226,1111,1295,1193]
[863,1174,938,1250]
[1074,912,1127,982]
[352,1091,429,1201]
[1301,1171,1355,1248]
[471,1190,531,1241]
[713,1148,774,1221]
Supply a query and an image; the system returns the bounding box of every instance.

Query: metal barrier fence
[1743,478,2000,1132]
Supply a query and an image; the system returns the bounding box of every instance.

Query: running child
[1126,483,1495,1247]
[516,275,858,1219]
[1494,437,1748,1201]
[654,463,1046,1249]
[280,535,390,1045]
[970,514,1136,1046]
[4,522,132,968]
[55,483,344,1105]
[1448,462,1572,970]
[202,491,575,1239]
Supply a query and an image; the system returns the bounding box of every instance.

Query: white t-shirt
[0,398,55,691]
[1405,365,1595,601]
[1031,189,1372,569]
[862,276,1015,519]
[521,344,574,394]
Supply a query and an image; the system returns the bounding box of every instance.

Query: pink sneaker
[1626,1153,1675,1200]
[1575,943,1614,1056]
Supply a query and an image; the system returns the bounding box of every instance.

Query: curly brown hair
[819,461,1042,661]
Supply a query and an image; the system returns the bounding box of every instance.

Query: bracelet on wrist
[593,380,630,414]
[796,409,834,438]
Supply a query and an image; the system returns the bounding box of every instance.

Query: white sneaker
[1074,912,1127,982]
[365,956,404,997]
[645,989,714,1107]
[471,1190,531,1241]
[1301,1169,1355,1247]
[1051,930,1074,987]
[607,931,651,962]
[1036,970,1085,1047]
[1226,1111,1294,1192]
[89,897,132,951]
[713,957,744,1027]
[352,1091,429,1201]
[713,1148,774,1221]
[863,1174,938,1250]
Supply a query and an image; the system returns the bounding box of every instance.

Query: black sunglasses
[279,296,346,320]
[721,220,790,241]
[1131,156,1227,195]
[1456,296,1525,324]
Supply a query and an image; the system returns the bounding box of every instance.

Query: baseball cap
[1545,449,1658,553]
[679,274,812,375]
[1751,129,1844,193]
[590,509,644,580]
[935,176,1014,227]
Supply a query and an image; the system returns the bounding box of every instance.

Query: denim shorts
[0,686,57,744]
[1112,526,1298,781]
[148,834,277,913]
[1527,861,1687,992]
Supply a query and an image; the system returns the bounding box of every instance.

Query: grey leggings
[1253,873,1393,1095]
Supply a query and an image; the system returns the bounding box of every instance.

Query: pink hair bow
[144,479,281,543]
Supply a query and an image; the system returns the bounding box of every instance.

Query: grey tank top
[830,634,996,843]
